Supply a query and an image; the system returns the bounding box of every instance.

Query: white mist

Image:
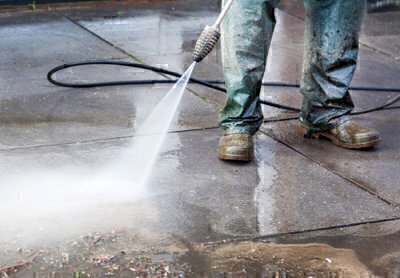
[0,63,196,247]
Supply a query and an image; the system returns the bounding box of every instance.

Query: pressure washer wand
[192,0,235,63]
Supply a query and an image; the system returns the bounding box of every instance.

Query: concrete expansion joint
[204,216,400,246]
[0,127,220,153]
[258,129,400,209]
[58,10,225,104]
[58,11,144,64]
[187,87,224,109]
[359,41,400,65]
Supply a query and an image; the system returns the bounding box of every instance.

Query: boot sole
[217,152,253,162]
[311,132,381,149]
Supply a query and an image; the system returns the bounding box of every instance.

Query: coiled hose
[47,60,400,116]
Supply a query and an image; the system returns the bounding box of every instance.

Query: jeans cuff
[301,115,352,137]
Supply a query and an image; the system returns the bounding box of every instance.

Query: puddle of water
[179,241,373,277]
[254,134,278,235]
[276,222,400,277]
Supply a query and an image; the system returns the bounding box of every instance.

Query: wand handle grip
[213,0,235,28]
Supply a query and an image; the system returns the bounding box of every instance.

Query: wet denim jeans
[219,0,366,135]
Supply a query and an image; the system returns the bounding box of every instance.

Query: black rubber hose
[47,60,400,115]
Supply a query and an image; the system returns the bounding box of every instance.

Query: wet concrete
[1,0,400,276]
[256,12,400,187]
[262,112,400,206]
[273,220,400,277]
[279,0,400,62]
[2,129,398,249]
[0,82,219,148]
[361,10,400,62]
[0,12,220,148]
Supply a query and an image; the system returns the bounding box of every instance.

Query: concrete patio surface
[0,0,399,276]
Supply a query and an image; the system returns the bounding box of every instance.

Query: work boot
[307,119,380,149]
[217,133,254,162]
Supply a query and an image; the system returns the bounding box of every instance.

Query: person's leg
[218,0,280,161]
[219,0,281,135]
[300,0,365,133]
[300,0,380,148]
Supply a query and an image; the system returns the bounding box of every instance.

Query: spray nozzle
[192,0,235,63]
[192,25,221,63]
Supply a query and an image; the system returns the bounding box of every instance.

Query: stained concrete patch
[0,228,190,277]
[3,220,400,276]
[0,232,375,277]
[373,252,400,275]
[192,242,372,277]
[274,219,400,277]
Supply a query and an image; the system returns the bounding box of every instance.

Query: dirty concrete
[1,0,400,276]
[191,242,373,277]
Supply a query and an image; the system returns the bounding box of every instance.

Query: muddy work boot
[308,120,380,149]
[217,133,254,162]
